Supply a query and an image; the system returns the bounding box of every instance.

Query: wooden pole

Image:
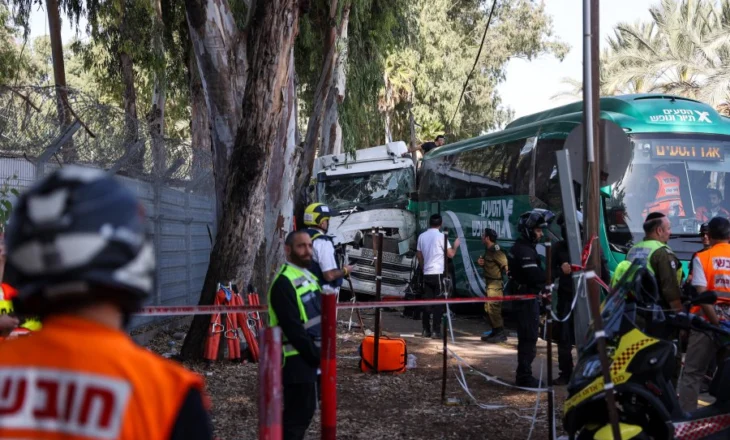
[545,239,555,440]
[373,230,383,373]
[320,286,337,440]
[441,314,448,404]
[584,0,621,438]
[258,327,282,440]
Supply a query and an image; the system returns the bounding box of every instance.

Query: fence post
[185,194,193,304]
[153,181,162,305]
[259,327,282,440]
[321,285,337,440]
[373,230,383,373]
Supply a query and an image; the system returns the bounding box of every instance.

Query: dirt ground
[146,308,572,440]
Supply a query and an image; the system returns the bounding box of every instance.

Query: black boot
[482,327,507,343]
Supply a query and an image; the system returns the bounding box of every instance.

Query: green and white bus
[413,94,730,298]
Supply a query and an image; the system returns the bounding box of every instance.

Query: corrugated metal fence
[0,158,216,329]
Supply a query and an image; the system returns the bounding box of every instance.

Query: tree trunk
[120,52,141,171]
[119,0,142,173]
[180,0,300,360]
[45,0,75,164]
[184,0,247,223]
[255,46,301,295]
[384,111,392,144]
[294,0,342,227]
[320,5,349,157]
[408,101,416,150]
[148,0,167,179]
[188,46,211,187]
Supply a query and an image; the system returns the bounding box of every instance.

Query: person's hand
[561,262,572,275]
[0,314,19,337]
[477,257,485,267]
[453,238,460,248]
[343,265,354,278]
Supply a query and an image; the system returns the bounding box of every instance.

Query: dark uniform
[508,236,545,387]
[481,243,508,335]
[552,240,575,381]
[552,240,611,382]
[645,247,682,312]
[268,263,322,440]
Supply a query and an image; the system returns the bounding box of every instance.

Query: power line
[447,0,498,131]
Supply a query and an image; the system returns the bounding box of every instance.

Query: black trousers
[422,274,444,333]
[516,299,540,382]
[556,292,575,378]
[283,382,317,440]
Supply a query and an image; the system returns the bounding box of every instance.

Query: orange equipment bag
[358,335,407,374]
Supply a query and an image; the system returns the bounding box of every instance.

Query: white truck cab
[311,141,417,298]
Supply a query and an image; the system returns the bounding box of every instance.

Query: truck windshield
[317,167,415,213]
[604,133,730,260]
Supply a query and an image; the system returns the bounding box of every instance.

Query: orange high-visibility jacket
[691,243,730,317]
[644,170,686,217]
[0,315,207,439]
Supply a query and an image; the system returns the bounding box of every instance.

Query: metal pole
[441,314,448,404]
[584,0,621,438]
[258,327,282,440]
[321,285,337,440]
[545,239,555,440]
[373,230,383,373]
[555,150,590,349]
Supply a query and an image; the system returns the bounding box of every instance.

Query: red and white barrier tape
[135,295,538,316]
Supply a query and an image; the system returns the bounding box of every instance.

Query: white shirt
[312,232,338,273]
[417,228,452,275]
[692,255,707,287]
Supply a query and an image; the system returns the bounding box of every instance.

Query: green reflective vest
[611,239,680,288]
[268,263,322,359]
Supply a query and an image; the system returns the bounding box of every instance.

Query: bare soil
[145,309,572,440]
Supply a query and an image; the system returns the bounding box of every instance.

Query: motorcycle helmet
[4,166,155,318]
[303,203,331,227]
[518,209,555,243]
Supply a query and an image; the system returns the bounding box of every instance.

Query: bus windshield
[317,167,415,213]
[605,133,730,260]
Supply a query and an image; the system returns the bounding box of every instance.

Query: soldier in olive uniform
[477,228,508,343]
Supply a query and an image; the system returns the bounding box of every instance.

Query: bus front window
[605,133,730,260]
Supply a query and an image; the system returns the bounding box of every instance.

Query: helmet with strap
[5,166,155,318]
[518,209,555,243]
[304,203,332,227]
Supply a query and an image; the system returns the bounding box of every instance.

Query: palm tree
[604,0,730,112]
[554,0,730,114]
[378,51,417,143]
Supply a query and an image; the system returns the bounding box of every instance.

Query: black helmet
[518,209,555,243]
[5,166,155,317]
[483,228,498,242]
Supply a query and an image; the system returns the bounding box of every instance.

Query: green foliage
[0,1,37,85]
[297,0,567,152]
[403,0,568,142]
[562,0,730,115]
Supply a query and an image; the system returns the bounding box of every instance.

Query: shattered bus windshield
[604,133,730,259]
[317,168,415,213]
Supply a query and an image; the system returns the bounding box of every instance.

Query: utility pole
[583,0,621,438]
